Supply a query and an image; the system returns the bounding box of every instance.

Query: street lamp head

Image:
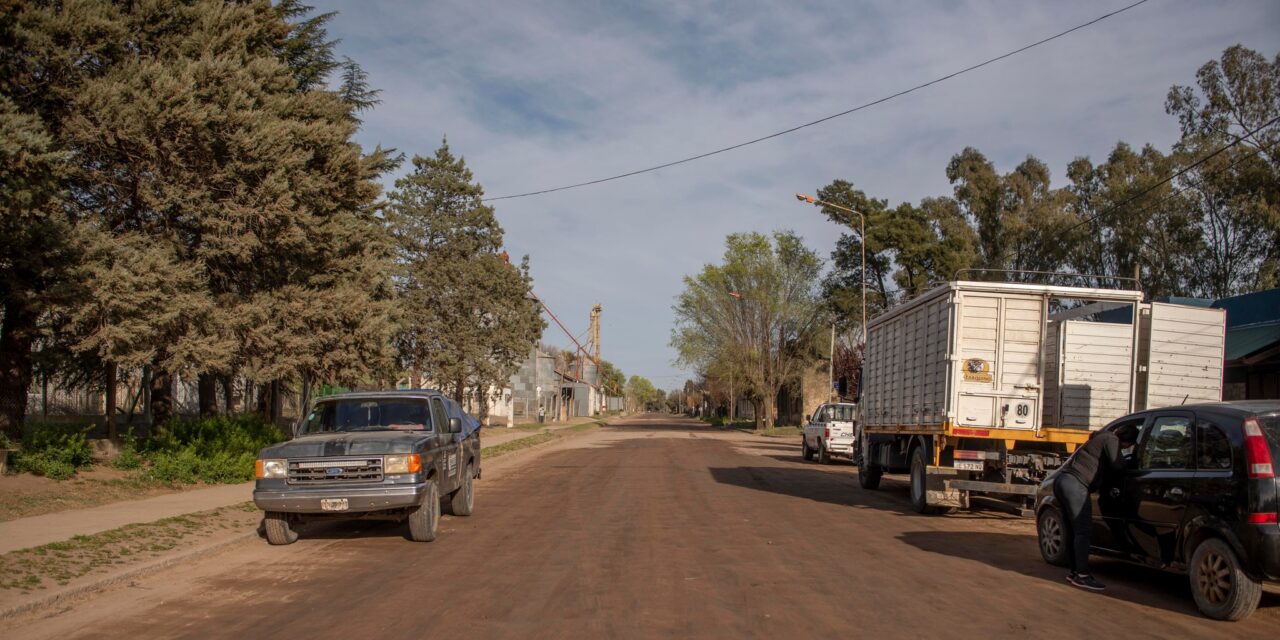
[795,193,817,204]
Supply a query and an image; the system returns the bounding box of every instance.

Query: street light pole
[795,193,868,379]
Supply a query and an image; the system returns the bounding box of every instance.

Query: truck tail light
[1243,418,1274,479]
[1246,513,1278,524]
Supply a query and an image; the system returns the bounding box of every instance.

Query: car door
[1122,411,1196,565]
[429,397,459,494]
[1091,416,1146,553]
[807,405,827,448]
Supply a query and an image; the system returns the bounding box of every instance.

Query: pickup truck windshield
[301,399,432,434]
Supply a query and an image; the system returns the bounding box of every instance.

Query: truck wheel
[449,464,475,516]
[910,447,941,514]
[858,463,882,490]
[1189,537,1261,621]
[817,441,831,465]
[408,481,440,542]
[264,511,298,545]
[802,437,814,461]
[1036,506,1069,567]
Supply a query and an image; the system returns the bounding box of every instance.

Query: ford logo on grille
[325,467,344,476]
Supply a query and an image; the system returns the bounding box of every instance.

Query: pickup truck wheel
[801,437,814,461]
[858,463,882,490]
[264,512,298,545]
[817,441,831,465]
[1189,537,1261,621]
[408,481,440,542]
[449,464,475,516]
[1036,506,1069,567]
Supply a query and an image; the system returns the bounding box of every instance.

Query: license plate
[954,460,984,472]
[320,498,349,511]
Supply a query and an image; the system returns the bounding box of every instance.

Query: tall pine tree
[388,141,543,422]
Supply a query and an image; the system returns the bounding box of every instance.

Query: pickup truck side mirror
[449,417,462,434]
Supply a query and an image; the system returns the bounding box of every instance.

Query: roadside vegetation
[0,417,285,521]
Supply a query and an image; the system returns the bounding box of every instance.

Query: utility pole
[829,324,836,401]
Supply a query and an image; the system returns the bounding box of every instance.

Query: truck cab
[252,390,481,545]
[802,402,857,464]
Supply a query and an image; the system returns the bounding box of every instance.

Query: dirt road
[12,414,1278,639]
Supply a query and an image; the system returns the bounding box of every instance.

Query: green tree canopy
[387,141,543,421]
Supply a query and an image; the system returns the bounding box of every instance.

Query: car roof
[313,390,443,401]
[1132,400,1280,420]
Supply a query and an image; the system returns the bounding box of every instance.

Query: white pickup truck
[801,402,858,464]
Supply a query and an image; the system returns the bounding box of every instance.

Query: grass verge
[0,474,183,523]
[756,426,804,437]
[481,421,604,459]
[0,502,259,593]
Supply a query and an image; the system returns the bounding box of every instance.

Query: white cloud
[320,0,1280,388]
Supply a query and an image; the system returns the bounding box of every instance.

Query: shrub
[141,414,285,485]
[13,452,77,480]
[111,432,144,471]
[13,422,94,479]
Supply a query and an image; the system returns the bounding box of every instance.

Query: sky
[316,0,1279,391]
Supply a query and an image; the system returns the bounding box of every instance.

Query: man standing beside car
[1053,423,1140,591]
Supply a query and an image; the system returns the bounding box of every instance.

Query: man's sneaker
[1067,573,1106,592]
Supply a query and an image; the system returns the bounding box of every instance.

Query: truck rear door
[956,292,1043,430]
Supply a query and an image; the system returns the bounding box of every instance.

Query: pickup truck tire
[449,464,475,516]
[817,441,831,465]
[1189,537,1262,621]
[1036,506,1069,567]
[858,463,882,490]
[264,511,299,545]
[408,481,440,542]
[801,437,814,461]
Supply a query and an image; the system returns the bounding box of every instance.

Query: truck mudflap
[925,466,969,509]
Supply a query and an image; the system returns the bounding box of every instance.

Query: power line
[484,0,1152,202]
[1066,115,1280,233]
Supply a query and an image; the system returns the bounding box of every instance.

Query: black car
[1034,401,1279,621]
[253,390,482,545]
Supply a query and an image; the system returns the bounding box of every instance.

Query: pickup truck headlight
[255,459,287,479]
[384,454,422,474]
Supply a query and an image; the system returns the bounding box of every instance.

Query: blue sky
[317,0,1279,391]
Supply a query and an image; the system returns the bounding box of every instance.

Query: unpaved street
[13,415,1279,639]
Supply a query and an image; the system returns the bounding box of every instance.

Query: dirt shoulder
[0,467,195,523]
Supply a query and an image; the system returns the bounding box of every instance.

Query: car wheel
[408,481,440,542]
[1036,506,1069,567]
[449,464,475,516]
[817,441,831,465]
[263,511,299,545]
[858,463,882,490]
[1189,537,1262,621]
[802,436,814,461]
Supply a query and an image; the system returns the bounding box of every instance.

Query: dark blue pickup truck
[253,390,482,544]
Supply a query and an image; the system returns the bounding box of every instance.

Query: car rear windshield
[1260,415,1280,450]
[301,399,432,434]
[824,405,856,422]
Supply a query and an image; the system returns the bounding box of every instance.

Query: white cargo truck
[855,280,1225,514]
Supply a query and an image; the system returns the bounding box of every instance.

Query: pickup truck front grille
[287,457,383,484]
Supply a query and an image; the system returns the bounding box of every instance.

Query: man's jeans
[1052,472,1092,575]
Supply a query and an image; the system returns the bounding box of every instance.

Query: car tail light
[1243,417,1275,478]
[1246,513,1278,524]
